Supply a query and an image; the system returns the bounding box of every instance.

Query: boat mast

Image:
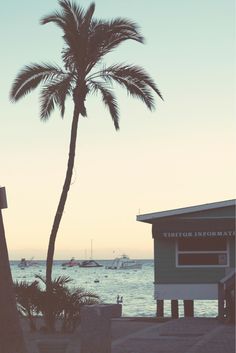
[90,239,93,259]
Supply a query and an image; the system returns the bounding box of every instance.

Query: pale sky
[1,0,235,260]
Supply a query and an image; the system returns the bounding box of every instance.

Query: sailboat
[79,240,103,268]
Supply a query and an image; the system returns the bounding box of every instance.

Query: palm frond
[90,81,119,130]
[104,64,163,100]
[82,2,95,30]
[40,1,83,31]
[10,63,65,102]
[77,3,95,70]
[53,275,72,286]
[85,18,144,73]
[35,274,46,285]
[35,274,72,288]
[42,2,81,71]
[70,288,100,304]
[91,64,162,111]
[41,2,83,72]
[59,0,85,25]
[106,18,144,41]
[40,75,72,120]
[40,85,56,121]
[49,1,94,73]
[114,76,156,110]
[40,10,64,28]
[14,280,39,291]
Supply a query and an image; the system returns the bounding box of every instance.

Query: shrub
[14,280,41,331]
[14,275,100,332]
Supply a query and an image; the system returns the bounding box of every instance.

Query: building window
[176,238,229,267]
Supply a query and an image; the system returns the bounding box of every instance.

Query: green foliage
[14,280,41,331]
[14,275,100,332]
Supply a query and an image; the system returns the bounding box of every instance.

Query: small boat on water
[79,260,103,268]
[61,257,79,267]
[79,239,103,268]
[18,257,38,269]
[106,254,142,270]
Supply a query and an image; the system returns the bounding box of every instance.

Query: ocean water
[10,259,218,317]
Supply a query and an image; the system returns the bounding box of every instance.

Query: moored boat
[18,257,38,269]
[79,239,103,267]
[79,260,103,268]
[61,257,79,267]
[106,254,142,270]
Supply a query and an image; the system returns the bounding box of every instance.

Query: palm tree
[10,0,163,330]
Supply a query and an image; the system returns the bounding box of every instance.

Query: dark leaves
[10,63,65,102]
[85,18,144,73]
[40,75,72,120]
[11,0,163,125]
[88,63,163,114]
[104,64,163,101]
[90,81,119,130]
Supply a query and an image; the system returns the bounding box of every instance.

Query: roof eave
[136,199,236,224]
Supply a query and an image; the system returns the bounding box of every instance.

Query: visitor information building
[137,199,235,318]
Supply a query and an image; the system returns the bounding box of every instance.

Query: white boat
[18,257,38,269]
[61,257,79,267]
[106,254,142,270]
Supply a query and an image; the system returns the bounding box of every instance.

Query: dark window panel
[178,238,227,251]
[178,253,227,266]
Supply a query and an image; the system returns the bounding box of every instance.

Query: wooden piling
[171,300,179,319]
[184,300,194,317]
[156,300,164,317]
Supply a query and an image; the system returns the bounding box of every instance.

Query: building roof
[137,199,236,224]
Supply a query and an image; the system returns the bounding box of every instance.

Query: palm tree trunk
[0,209,28,353]
[45,103,81,331]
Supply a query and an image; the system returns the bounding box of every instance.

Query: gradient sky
[1,0,235,260]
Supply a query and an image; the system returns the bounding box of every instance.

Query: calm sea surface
[10,259,218,317]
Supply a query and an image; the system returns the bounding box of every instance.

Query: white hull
[107,255,142,270]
